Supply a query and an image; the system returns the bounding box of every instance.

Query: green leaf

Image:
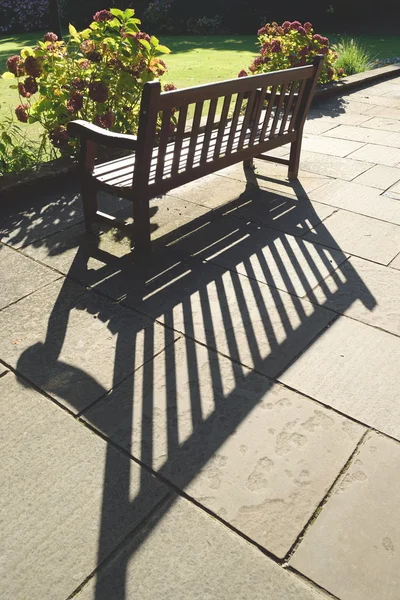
[90,22,99,30]
[150,36,159,47]
[124,8,135,18]
[9,84,18,89]
[138,38,151,51]
[21,47,34,58]
[2,72,15,79]
[69,23,78,37]
[124,23,139,33]
[108,18,121,29]
[80,28,91,40]
[110,8,124,18]
[2,132,12,144]
[156,44,171,54]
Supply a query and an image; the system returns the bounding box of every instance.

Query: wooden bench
[68,55,323,251]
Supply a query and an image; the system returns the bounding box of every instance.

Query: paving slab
[302,135,365,157]
[306,255,400,336]
[95,258,335,379]
[0,371,169,600]
[176,217,348,297]
[307,111,372,127]
[166,172,249,209]
[352,164,400,190]
[387,179,400,196]
[291,433,400,600]
[253,162,330,196]
[309,179,400,225]
[218,161,330,197]
[366,105,400,120]
[0,243,61,310]
[76,496,326,600]
[385,189,400,201]
[0,182,83,249]
[334,99,377,115]
[347,91,400,108]
[0,279,177,413]
[84,337,364,558]
[280,316,400,439]
[293,150,374,181]
[303,119,341,136]
[389,252,400,269]
[323,124,400,148]
[20,223,129,288]
[305,209,400,264]
[20,220,185,290]
[351,81,395,96]
[360,116,400,133]
[226,192,337,237]
[347,143,400,167]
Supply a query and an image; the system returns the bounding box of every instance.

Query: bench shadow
[13,164,376,600]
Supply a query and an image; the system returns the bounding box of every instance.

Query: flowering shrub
[240,21,344,84]
[2,7,173,155]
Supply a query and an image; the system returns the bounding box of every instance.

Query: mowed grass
[0,32,399,149]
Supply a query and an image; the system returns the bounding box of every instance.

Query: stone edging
[1,156,77,196]
[314,63,400,100]
[2,63,400,197]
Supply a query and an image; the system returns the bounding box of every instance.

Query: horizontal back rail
[157,64,316,110]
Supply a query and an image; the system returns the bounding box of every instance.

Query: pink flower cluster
[93,10,113,23]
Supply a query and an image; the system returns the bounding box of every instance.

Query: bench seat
[93,111,287,194]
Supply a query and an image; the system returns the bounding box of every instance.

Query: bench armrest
[67,120,137,150]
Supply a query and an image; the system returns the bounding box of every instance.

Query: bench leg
[133,196,151,253]
[243,158,255,170]
[288,139,302,181]
[81,181,98,234]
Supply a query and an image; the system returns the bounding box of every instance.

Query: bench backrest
[133,55,324,195]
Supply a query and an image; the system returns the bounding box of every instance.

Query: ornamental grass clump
[333,38,373,76]
[2,7,173,156]
[240,21,344,84]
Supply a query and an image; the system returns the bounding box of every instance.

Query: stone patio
[2,76,400,600]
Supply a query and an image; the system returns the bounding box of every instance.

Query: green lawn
[1,31,400,152]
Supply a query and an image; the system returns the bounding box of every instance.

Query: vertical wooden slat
[279,81,297,135]
[259,84,278,142]
[186,101,203,169]
[238,89,257,150]
[249,85,268,145]
[213,94,232,159]
[226,92,244,154]
[155,109,173,182]
[288,79,307,131]
[132,80,161,251]
[171,104,188,176]
[200,98,218,164]
[270,82,288,138]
